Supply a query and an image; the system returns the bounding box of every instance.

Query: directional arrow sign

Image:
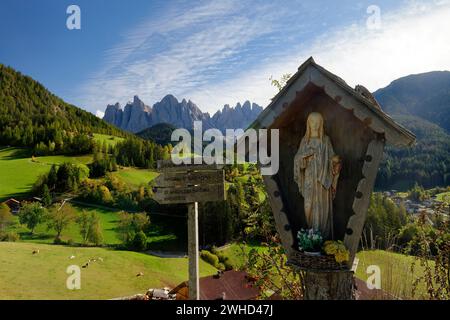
[153,170,224,188]
[152,183,225,204]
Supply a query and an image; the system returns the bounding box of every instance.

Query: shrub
[53,237,63,245]
[0,231,20,242]
[200,250,233,270]
[132,231,147,251]
[200,250,220,268]
[215,252,229,263]
[223,260,234,271]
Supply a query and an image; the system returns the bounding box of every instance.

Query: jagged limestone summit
[103,95,263,133]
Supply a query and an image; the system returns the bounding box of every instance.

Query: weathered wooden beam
[344,138,385,265]
[153,170,224,188]
[187,202,199,300]
[157,159,224,170]
[153,183,226,205]
[262,175,295,256]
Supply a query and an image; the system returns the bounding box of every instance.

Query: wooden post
[153,162,225,300]
[187,202,199,300]
[303,271,355,300]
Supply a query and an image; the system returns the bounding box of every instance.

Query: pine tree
[42,184,52,207]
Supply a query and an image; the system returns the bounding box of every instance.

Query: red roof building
[2,198,20,214]
[170,270,260,300]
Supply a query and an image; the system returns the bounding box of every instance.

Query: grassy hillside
[372,71,450,190]
[375,114,450,190]
[7,203,122,245]
[93,133,125,148]
[374,71,450,132]
[0,242,217,300]
[355,250,430,299]
[0,64,127,150]
[0,147,51,200]
[0,147,93,200]
[111,168,159,189]
[0,145,159,200]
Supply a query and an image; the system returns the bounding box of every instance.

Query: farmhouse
[2,198,20,214]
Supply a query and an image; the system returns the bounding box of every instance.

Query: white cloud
[188,1,450,112]
[75,0,291,114]
[95,110,105,118]
[78,0,450,115]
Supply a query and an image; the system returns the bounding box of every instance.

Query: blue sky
[1,0,449,116]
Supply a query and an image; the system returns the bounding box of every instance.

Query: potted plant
[297,228,323,256]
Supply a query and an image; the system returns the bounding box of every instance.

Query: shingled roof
[249,57,416,147]
[170,270,260,300]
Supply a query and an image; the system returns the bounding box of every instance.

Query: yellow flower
[323,240,349,264]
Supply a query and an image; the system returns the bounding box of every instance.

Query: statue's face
[308,113,322,132]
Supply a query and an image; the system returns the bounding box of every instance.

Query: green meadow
[0,146,159,200]
[92,133,125,148]
[0,147,57,200]
[111,167,159,189]
[355,250,432,299]
[0,242,217,300]
[0,147,95,200]
[7,203,122,245]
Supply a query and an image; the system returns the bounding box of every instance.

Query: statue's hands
[332,163,341,175]
[332,156,342,175]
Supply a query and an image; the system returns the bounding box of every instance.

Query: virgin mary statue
[293,112,341,239]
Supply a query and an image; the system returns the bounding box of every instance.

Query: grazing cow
[136,272,144,277]
[32,249,40,255]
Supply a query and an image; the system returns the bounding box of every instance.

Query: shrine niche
[249,58,415,293]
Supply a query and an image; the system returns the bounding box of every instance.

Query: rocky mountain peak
[133,95,144,106]
[160,94,179,105]
[103,95,263,133]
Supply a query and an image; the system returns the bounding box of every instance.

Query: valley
[0,63,448,301]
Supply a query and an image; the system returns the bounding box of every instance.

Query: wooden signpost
[153,160,226,300]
